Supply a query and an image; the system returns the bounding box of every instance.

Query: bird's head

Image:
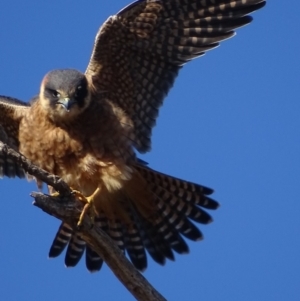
[39,69,91,122]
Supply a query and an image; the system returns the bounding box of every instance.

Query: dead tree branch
[0,140,167,301]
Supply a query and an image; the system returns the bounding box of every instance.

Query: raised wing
[0,96,30,178]
[85,0,266,153]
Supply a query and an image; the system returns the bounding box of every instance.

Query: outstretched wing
[0,96,30,178]
[85,0,266,153]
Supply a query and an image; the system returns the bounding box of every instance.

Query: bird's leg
[75,185,102,228]
[50,187,82,199]
[48,185,60,197]
[49,185,101,228]
[50,191,60,197]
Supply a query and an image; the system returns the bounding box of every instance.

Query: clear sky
[0,1,299,301]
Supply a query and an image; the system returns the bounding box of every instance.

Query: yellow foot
[50,191,60,197]
[51,187,101,229]
[71,187,101,229]
[77,199,96,229]
[50,187,82,199]
[70,189,87,202]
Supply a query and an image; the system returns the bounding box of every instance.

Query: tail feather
[107,219,125,251]
[137,165,213,195]
[95,214,125,252]
[64,234,85,267]
[154,194,203,241]
[184,203,213,224]
[137,214,176,263]
[121,164,218,263]
[136,165,218,241]
[136,165,218,209]
[48,223,72,258]
[125,224,148,271]
[49,222,103,272]
[48,164,219,271]
[85,246,103,272]
[142,220,176,262]
[148,207,190,254]
[153,184,214,224]
[201,196,219,210]
[122,205,148,271]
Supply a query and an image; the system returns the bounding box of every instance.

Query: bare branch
[32,193,167,301]
[0,139,167,301]
[0,140,70,194]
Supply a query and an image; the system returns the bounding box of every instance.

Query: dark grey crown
[43,69,88,108]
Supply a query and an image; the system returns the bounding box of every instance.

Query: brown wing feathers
[0,96,29,178]
[87,0,266,153]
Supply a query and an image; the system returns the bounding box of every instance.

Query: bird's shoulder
[0,95,30,178]
[0,95,30,145]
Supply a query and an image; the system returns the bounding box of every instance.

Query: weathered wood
[32,193,167,301]
[0,139,167,301]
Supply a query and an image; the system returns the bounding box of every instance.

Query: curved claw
[50,191,61,197]
[72,187,101,228]
[71,189,87,202]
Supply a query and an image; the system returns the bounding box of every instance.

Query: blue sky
[0,1,299,300]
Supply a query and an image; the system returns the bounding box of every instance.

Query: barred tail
[48,165,218,272]
[48,222,103,272]
[120,164,219,270]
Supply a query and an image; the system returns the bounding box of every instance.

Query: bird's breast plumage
[18,98,135,195]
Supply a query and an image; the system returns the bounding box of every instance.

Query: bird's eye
[74,86,83,99]
[51,90,60,98]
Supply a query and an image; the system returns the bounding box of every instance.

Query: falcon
[0,0,265,272]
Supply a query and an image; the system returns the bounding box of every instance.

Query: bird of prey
[0,0,265,272]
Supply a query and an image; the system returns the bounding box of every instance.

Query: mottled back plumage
[86,0,266,152]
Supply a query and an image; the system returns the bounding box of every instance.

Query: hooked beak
[57,98,76,111]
